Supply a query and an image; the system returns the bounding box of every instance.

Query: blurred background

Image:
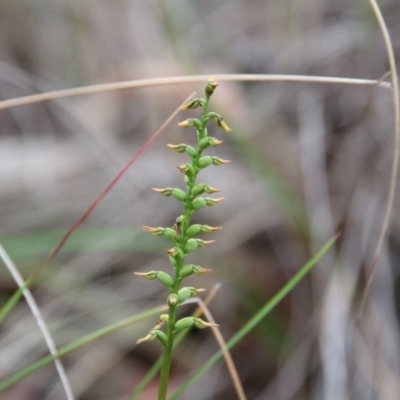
[0,1,400,399]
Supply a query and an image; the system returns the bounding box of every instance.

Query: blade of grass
[0,244,75,400]
[168,234,339,400]
[0,305,167,393]
[0,93,195,325]
[0,74,391,111]
[358,0,400,317]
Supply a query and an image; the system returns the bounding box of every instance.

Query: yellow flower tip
[167,144,178,149]
[142,225,159,233]
[203,240,215,245]
[177,119,191,128]
[196,288,207,292]
[208,77,218,87]
[213,197,225,203]
[133,272,146,276]
[152,188,163,193]
[219,120,231,132]
[180,104,190,110]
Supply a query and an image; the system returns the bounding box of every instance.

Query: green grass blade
[0,305,166,393]
[168,234,339,399]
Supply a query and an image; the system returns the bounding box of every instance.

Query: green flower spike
[136,79,230,400]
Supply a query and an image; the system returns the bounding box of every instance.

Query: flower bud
[193,318,219,329]
[142,225,165,237]
[180,98,206,110]
[204,185,220,194]
[177,287,192,303]
[211,157,231,166]
[184,145,197,159]
[207,112,231,132]
[198,156,213,169]
[177,164,195,178]
[187,287,206,296]
[177,118,201,129]
[185,238,199,253]
[198,136,223,151]
[174,317,195,331]
[178,264,196,278]
[156,271,174,288]
[201,225,222,233]
[193,265,212,275]
[136,330,158,344]
[191,184,206,196]
[152,187,173,197]
[205,197,225,206]
[134,271,158,280]
[168,294,178,306]
[195,239,215,248]
[163,228,177,242]
[186,224,203,237]
[155,330,168,346]
[171,188,187,202]
[167,247,184,260]
[205,77,218,97]
[167,143,187,153]
[192,197,207,210]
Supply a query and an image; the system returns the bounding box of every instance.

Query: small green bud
[163,228,177,242]
[185,145,198,159]
[167,247,184,260]
[205,77,218,97]
[168,294,178,306]
[198,156,213,169]
[156,271,174,288]
[177,163,195,178]
[186,224,203,237]
[177,287,192,303]
[192,197,207,210]
[211,157,231,166]
[180,98,206,110]
[192,184,206,196]
[174,317,195,331]
[168,255,178,268]
[134,271,158,280]
[178,264,196,278]
[171,188,187,202]
[185,238,199,253]
[155,330,168,346]
[198,136,223,151]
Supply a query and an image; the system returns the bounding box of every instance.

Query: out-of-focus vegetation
[0,1,400,399]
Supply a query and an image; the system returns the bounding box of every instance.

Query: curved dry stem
[188,297,247,400]
[0,244,75,400]
[0,74,391,111]
[358,0,400,317]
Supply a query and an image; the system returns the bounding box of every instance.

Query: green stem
[157,95,211,400]
[158,305,177,400]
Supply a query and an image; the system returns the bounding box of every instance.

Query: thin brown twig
[186,292,247,400]
[0,74,392,111]
[358,0,400,317]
